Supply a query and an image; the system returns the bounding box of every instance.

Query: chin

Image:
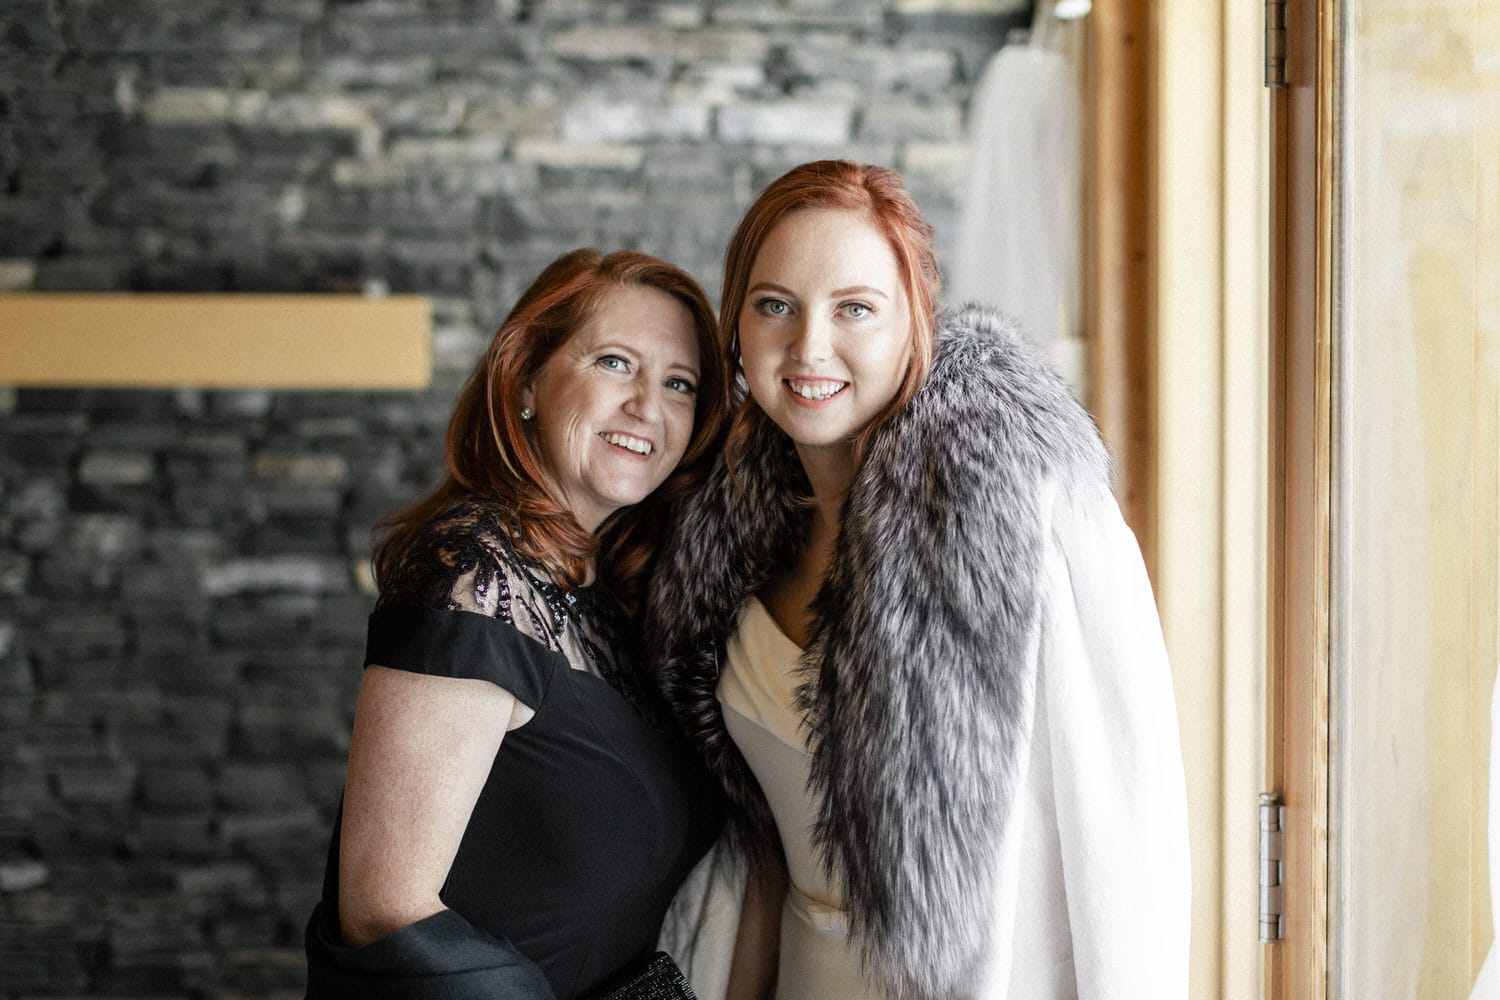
[599,484,657,513]
[769,416,859,450]
[795,435,859,453]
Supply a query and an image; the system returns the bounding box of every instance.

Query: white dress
[716,597,879,1000]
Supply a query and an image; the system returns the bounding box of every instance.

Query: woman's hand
[337,665,533,947]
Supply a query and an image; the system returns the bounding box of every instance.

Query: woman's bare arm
[724,856,787,1000]
[337,664,534,946]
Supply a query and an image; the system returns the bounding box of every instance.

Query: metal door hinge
[1259,793,1285,941]
[1265,0,1288,88]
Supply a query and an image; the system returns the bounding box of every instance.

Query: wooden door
[1267,1,1498,997]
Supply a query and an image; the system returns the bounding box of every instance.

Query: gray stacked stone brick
[0,1,1028,995]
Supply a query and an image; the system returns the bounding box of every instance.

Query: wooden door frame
[1086,5,1271,995]
[1266,0,1336,997]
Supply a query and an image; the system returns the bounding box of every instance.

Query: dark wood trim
[1266,0,1334,997]
[1082,0,1156,581]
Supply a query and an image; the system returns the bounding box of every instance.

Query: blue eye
[665,376,697,395]
[755,297,791,317]
[597,355,628,371]
[841,302,873,319]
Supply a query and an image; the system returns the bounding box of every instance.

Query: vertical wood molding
[1152,3,1272,996]
[1267,1,1334,997]
[1153,2,1227,996]
[1219,0,1273,995]
[1083,0,1156,582]
[1475,15,1500,963]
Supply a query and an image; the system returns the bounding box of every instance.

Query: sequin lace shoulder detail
[376,498,626,689]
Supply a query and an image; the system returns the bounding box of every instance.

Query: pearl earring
[521,406,534,420]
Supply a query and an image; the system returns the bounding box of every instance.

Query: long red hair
[719,160,941,476]
[374,249,729,611]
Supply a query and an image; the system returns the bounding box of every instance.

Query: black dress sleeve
[363,604,558,710]
[362,500,570,709]
[305,899,556,999]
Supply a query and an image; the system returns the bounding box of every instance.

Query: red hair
[374,248,729,611]
[719,160,941,476]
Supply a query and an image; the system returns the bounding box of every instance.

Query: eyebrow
[832,285,891,300]
[747,281,892,301]
[588,339,700,379]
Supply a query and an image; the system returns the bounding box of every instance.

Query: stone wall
[0,1,1026,995]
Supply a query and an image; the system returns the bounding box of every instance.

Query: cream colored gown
[716,597,879,1000]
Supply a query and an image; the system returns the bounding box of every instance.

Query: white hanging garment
[949,42,1082,392]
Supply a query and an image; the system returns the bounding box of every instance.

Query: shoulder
[858,306,1111,530]
[377,497,538,617]
[915,306,1109,484]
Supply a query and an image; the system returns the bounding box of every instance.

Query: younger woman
[649,162,1190,999]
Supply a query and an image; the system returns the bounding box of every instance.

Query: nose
[622,376,662,423]
[788,315,832,365]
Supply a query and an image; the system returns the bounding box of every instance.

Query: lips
[599,431,654,456]
[784,377,848,401]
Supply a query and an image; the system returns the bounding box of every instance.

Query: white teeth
[788,379,846,401]
[602,432,652,455]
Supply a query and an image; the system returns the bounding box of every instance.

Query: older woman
[306,249,730,999]
[648,162,1190,999]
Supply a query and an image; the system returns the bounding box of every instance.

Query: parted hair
[373,248,729,611]
[719,160,941,475]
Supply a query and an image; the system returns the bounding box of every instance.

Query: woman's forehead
[751,208,902,287]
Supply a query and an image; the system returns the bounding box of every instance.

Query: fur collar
[645,306,1110,998]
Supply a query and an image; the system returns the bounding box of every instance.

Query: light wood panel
[0,293,431,389]
[1332,1,1498,994]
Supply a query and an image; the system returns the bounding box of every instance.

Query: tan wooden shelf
[0,293,431,389]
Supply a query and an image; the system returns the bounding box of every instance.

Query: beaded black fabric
[597,952,697,1000]
[376,497,639,710]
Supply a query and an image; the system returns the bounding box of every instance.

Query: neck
[794,441,857,535]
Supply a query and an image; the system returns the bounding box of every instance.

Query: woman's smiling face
[522,283,701,533]
[736,207,913,460]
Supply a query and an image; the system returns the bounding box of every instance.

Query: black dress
[305,499,723,999]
